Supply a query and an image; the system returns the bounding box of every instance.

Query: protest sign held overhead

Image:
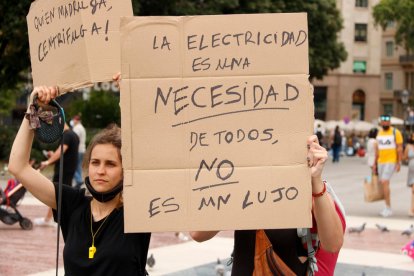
[27,0,132,93]
[120,13,314,232]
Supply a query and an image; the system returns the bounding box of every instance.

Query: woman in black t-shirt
[9,86,150,276]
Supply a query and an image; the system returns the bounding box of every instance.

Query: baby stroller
[0,178,33,230]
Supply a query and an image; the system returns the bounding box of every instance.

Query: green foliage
[0,1,32,92]
[373,0,414,52]
[0,0,345,97]
[0,125,17,161]
[69,90,120,129]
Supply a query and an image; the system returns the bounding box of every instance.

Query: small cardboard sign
[27,0,132,92]
[120,13,314,232]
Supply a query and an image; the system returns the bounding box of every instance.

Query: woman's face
[88,144,123,193]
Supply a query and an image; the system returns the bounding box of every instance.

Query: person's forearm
[47,147,63,165]
[190,231,219,242]
[398,145,403,163]
[312,178,343,253]
[9,119,35,176]
[9,88,58,209]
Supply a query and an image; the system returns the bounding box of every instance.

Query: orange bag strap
[255,229,272,255]
[254,230,296,276]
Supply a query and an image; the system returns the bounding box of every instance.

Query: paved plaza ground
[1,156,414,275]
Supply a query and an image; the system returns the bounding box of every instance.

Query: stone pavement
[1,156,414,275]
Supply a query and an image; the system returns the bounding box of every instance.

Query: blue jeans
[74,152,84,187]
[332,144,341,162]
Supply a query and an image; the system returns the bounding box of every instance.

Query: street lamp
[401,89,409,142]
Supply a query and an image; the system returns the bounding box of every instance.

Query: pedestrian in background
[72,115,86,189]
[373,114,403,217]
[315,123,324,147]
[331,125,342,162]
[366,128,378,170]
[34,122,79,226]
[403,132,414,217]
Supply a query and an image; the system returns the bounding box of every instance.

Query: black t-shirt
[232,229,308,276]
[53,129,79,184]
[52,184,151,276]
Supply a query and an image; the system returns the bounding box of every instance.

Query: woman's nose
[97,164,106,174]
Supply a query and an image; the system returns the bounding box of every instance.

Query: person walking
[72,115,86,189]
[315,123,324,147]
[366,128,378,170]
[403,132,414,217]
[373,114,403,217]
[9,86,150,275]
[34,122,79,226]
[331,126,342,163]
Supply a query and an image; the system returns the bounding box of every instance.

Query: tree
[373,0,414,53]
[0,1,32,92]
[0,0,346,95]
[69,90,121,129]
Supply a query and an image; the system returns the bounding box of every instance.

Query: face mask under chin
[84,177,123,203]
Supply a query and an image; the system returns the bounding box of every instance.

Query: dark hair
[83,124,122,170]
[368,128,378,139]
[408,133,414,145]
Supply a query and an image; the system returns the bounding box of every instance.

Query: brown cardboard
[120,13,314,232]
[27,0,132,93]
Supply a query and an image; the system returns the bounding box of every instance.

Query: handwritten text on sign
[121,14,314,232]
[31,0,112,62]
[27,0,132,90]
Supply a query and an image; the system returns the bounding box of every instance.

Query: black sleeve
[140,233,151,275]
[52,183,87,239]
[62,130,72,146]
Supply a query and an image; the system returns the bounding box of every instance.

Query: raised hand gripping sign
[120,13,314,232]
[27,0,132,93]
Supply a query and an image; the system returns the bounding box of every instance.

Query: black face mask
[382,125,390,131]
[84,177,123,202]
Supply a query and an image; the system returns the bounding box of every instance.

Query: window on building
[314,86,327,120]
[386,21,395,29]
[383,104,393,116]
[385,73,393,90]
[386,41,394,57]
[355,24,367,42]
[355,0,368,7]
[353,60,366,73]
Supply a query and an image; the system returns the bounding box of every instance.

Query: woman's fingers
[307,135,328,175]
[112,72,121,89]
[307,135,319,147]
[32,86,58,104]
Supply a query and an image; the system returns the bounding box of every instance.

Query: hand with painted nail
[112,72,121,89]
[307,134,328,179]
[30,86,59,106]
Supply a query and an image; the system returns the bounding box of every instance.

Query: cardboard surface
[27,0,132,92]
[120,13,314,232]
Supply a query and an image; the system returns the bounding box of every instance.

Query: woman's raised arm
[8,86,59,209]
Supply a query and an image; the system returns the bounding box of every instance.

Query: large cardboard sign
[120,13,314,232]
[27,0,132,92]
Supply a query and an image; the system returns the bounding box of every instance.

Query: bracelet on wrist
[312,180,327,198]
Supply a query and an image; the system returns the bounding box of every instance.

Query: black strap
[56,137,64,276]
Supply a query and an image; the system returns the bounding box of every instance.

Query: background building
[381,22,414,120]
[313,0,381,123]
